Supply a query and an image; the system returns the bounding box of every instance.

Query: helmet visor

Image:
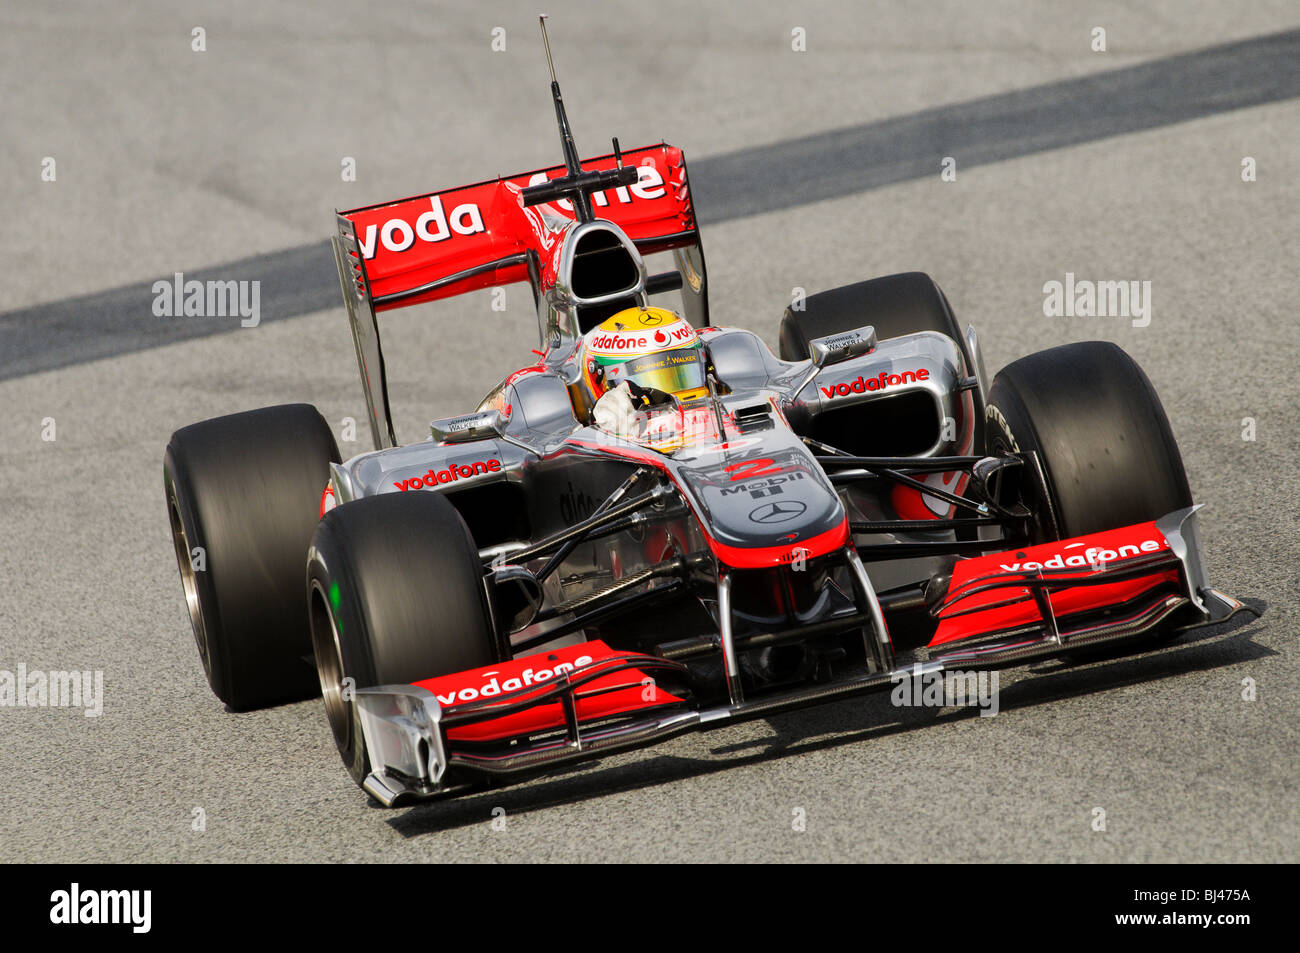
[614,347,706,396]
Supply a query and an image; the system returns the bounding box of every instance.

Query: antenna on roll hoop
[522,15,640,224]
[539,16,583,183]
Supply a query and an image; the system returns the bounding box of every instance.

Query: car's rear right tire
[307,491,498,787]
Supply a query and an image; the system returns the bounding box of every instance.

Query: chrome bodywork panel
[328,325,977,590]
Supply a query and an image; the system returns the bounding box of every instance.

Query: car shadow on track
[382,600,1269,838]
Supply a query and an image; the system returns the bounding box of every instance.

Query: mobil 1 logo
[721,471,806,501]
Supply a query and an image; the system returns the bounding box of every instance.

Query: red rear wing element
[332,143,704,450]
[336,143,697,312]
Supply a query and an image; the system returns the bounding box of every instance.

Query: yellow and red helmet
[580,307,707,404]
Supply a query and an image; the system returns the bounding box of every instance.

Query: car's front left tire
[307,491,499,787]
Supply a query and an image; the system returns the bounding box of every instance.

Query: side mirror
[431,409,506,443]
[809,325,877,366]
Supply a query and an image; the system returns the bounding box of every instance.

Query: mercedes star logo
[749,500,807,524]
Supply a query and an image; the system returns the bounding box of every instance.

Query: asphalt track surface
[1,2,1297,863]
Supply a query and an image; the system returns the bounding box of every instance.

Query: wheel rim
[309,580,353,753]
[985,404,1057,543]
[167,484,211,677]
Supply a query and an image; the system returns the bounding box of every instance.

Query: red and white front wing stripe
[413,640,682,742]
[929,521,1183,647]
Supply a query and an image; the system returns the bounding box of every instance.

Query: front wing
[354,506,1255,806]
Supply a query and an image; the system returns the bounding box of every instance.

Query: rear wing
[333,143,707,449]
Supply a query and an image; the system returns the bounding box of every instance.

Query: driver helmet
[580,307,708,405]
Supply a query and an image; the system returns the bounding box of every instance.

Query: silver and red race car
[164,22,1257,806]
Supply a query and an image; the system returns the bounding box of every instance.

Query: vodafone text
[588,323,694,353]
[357,165,666,261]
[526,164,666,210]
[435,655,595,705]
[820,369,928,399]
[393,459,500,491]
[358,196,486,260]
[999,537,1165,572]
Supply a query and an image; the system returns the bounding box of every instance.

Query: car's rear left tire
[165,404,339,711]
[307,491,498,787]
[778,271,973,366]
[778,271,982,452]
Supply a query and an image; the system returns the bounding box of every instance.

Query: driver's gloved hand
[626,379,676,408]
[593,381,639,436]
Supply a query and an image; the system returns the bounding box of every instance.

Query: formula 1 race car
[164,20,1257,806]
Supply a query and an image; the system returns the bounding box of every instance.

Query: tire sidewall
[306,492,497,788]
[164,403,340,710]
[164,449,230,699]
[984,380,1060,542]
[306,534,372,785]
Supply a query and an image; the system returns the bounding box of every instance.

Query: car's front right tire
[984,341,1193,542]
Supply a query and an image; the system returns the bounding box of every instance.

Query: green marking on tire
[329,580,344,634]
